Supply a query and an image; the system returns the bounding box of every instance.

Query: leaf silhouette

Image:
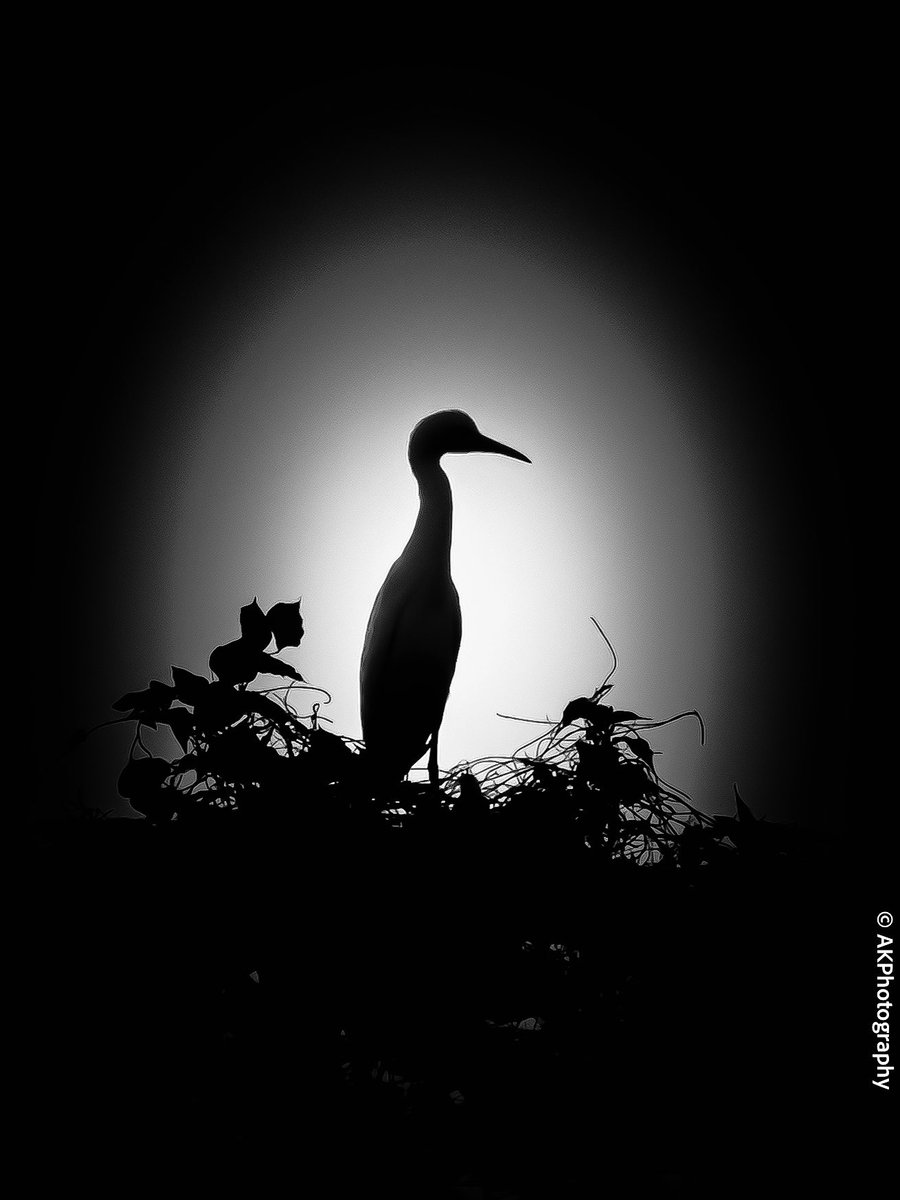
[211,602,305,681]
[112,680,176,723]
[561,697,603,727]
[239,598,272,652]
[171,666,210,706]
[209,638,262,685]
[266,600,304,651]
[256,652,305,683]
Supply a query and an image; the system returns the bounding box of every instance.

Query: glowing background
[152,215,728,792]
[43,85,835,827]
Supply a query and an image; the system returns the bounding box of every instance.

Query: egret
[360,410,531,788]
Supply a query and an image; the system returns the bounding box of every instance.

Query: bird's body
[360,411,529,786]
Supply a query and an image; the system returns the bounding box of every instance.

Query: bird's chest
[395,578,461,667]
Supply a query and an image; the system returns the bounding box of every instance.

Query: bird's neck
[408,457,453,573]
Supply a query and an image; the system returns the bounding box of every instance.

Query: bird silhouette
[360,410,531,788]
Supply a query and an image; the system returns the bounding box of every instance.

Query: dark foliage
[28,600,862,1196]
[105,602,798,881]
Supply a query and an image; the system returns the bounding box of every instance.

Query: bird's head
[408,410,531,466]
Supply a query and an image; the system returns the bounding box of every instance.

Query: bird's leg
[428,730,440,790]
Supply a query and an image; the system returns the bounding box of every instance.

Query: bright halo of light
[154,221,737,809]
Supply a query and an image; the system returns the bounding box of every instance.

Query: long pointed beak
[473,434,531,463]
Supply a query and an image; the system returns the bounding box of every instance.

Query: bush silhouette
[107,599,757,857]
[69,597,830,1193]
